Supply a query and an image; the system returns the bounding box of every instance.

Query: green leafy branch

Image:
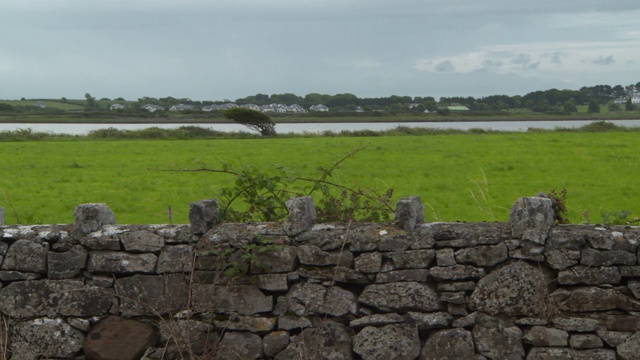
[154,144,395,222]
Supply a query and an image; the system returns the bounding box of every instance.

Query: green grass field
[0,132,638,225]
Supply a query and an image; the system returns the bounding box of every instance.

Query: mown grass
[0,127,638,225]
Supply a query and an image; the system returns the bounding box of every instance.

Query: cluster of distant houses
[613,95,640,104]
[110,103,331,113]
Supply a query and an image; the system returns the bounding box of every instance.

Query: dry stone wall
[0,197,640,359]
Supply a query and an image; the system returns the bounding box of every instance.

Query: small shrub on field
[601,210,639,225]
[579,120,621,132]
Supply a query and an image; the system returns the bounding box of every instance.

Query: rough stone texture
[510,196,555,244]
[2,239,48,273]
[473,313,525,360]
[550,287,640,312]
[353,324,420,360]
[420,328,475,360]
[214,315,276,333]
[193,284,273,315]
[0,279,113,318]
[385,249,435,269]
[455,243,509,267]
[284,196,317,236]
[545,248,581,270]
[79,226,123,250]
[275,321,353,360]
[83,316,156,360]
[602,314,640,332]
[0,206,4,225]
[297,245,353,267]
[286,282,357,316]
[350,313,405,328]
[88,251,158,274]
[4,206,640,358]
[116,274,188,316]
[629,279,640,298]
[597,330,633,347]
[349,224,412,252]
[48,245,87,279]
[278,315,312,330]
[217,331,264,360]
[526,348,616,360]
[407,312,453,330]
[570,334,603,349]
[617,332,640,360]
[355,252,382,273]
[557,265,621,285]
[159,319,217,356]
[156,244,193,273]
[581,248,636,266]
[375,269,429,283]
[11,318,84,359]
[120,230,165,252]
[299,266,370,284]
[0,270,41,281]
[523,326,569,346]
[294,223,352,251]
[429,264,485,280]
[263,331,290,357]
[359,282,441,312]
[72,203,117,238]
[436,248,457,266]
[189,199,220,235]
[258,273,289,291]
[469,260,554,317]
[394,196,425,232]
[250,245,297,274]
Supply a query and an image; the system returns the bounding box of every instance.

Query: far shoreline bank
[0,113,637,125]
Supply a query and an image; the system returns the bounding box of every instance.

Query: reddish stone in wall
[83,316,157,360]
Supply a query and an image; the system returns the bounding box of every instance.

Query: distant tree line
[2,81,639,114]
[231,82,640,113]
[131,82,640,112]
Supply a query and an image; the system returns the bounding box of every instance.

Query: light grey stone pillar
[509,196,555,245]
[189,199,220,235]
[72,203,117,239]
[284,196,316,236]
[394,196,425,232]
[0,206,4,225]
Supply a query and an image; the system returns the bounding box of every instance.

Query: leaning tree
[223,108,276,136]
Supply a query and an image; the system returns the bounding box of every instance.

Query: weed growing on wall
[548,188,570,224]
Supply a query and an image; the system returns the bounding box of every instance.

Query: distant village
[19,82,640,114]
[109,102,334,113]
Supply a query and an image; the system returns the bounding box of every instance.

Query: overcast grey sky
[1,1,638,101]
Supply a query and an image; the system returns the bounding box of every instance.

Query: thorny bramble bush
[157,144,395,223]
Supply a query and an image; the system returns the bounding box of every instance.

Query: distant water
[1,120,639,135]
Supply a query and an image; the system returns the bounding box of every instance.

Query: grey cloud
[510,54,540,71]
[435,60,455,72]
[481,59,504,69]
[548,52,563,64]
[511,54,531,66]
[527,62,541,70]
[1,0,639,100]
[591,55,616,65]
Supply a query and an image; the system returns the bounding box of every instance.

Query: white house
[309,104,329,112]
[110,104,125,111]
[169,104,194,111]
[141,104,165,112]
[241,104,261,111]
[203,103,238,111]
